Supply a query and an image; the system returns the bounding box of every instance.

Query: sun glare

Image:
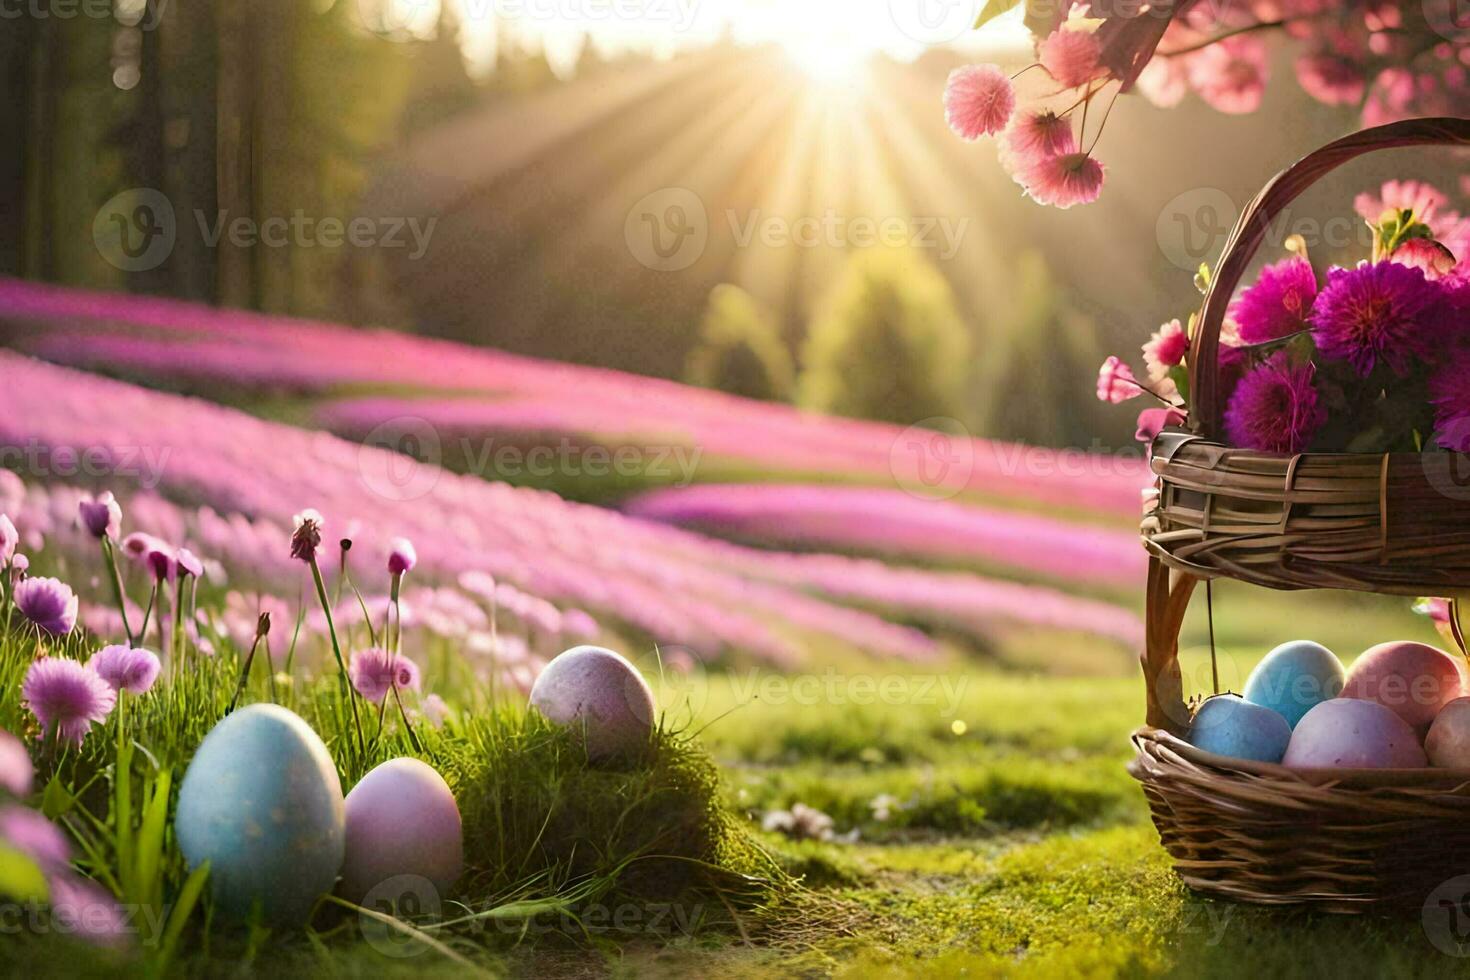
[784,36,872,85]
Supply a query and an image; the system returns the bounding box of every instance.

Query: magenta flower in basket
[1097,179,1470,458]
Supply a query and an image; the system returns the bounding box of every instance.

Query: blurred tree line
[0,0,555,322]
[686,247,1112,449]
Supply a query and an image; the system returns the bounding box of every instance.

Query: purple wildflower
[10,554,26,580]
[88,645,162,695]
[77,492,121,540]
[1310,261,1447,376]
[175,547,203,579]
[21,658,116,745]
[1223,352,1326,455]
[0,515,16,563]
[290,509,325,563]
[144,542,176,582]
[46,873,129,946]
[0,730,32,797]
[349,647,421,702]
[1430,348,1470,451]
[387,537,417,576]
[0,805,70,868]
[14,577,79,636]
[1230,256,1319,344]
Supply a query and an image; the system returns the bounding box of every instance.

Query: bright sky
[373,0,1031,78]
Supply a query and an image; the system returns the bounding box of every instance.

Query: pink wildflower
[943,65,1015,140]
[21,658,116,745]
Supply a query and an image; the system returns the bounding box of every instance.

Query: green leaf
[974,0,1022,30]
[0,845,48,902]
[1168,365,1191,405]
[154,861,209,974]
[134,768,172,909]
[40,774,76,820]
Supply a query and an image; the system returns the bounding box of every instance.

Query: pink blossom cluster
[623,484,1144,588]
[0,278,1148,520]
[945,2,1469,207]
[1098,180,1470,455]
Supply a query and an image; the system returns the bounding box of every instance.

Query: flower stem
[391,682,423,755]
[137,581,158,648]
[227,634,262,713]
[100,537,135,648]
[310,556,364,756]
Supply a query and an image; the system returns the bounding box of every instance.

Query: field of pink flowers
[0,278,1148,520]
[0,351,1145,668]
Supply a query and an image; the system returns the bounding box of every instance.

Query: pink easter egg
[1283,698,1427,769]
[529,646,655,759]
[1426,697,1470,768]
[340,758,463,903]
[1341,641,1466,735]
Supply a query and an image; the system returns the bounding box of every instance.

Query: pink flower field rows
[0,278,1148,519]
[0,352,1145,661]
[623,484,1146,588]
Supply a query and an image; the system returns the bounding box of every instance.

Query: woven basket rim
[1134,726,1470,791]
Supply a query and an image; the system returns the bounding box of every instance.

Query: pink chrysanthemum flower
[77,492,121,540]
[1310,261,1447,377]
[999,109,1076,169]
[1295,52,1366,106]
[22,658,116,745]
[0,730,32,797]
[1038,27,1101,88]
[0,515,16,563]
[1229,256,1318,344]
[1223,352,1325,455]
[88,645,162,696]
[1353,179,1448,226]
[1142,319,1190,383]
[14,577,79,636]
[1015,151,1104,209]
[0,805,70,868]
[387,537,417,576]
[1430,348,1470,451]
[1390,238,1457,280]
[1096,356,1143,404]
[1186,36,1268,114]
[1137,56,1188,108]
[349,647,421,702]
[943,65,1015,141]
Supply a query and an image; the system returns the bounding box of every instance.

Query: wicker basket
[1130,117,1470,912]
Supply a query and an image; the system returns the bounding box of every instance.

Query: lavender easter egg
[1426,698,1470,768]
[1282,698,1428,769]
[1241,641,1345,729]
[1342,641,1466,735]
[529,646,655,758]
[176,704,345,925]
[1186,694,1291,763]
[341,758,462,902]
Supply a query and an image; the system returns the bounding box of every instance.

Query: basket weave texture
[1131,117,1470,912]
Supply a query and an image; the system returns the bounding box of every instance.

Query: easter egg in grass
[1241,640,1344,728]
[340,758,463,903]
[175,704,345,925]
[1282,698,1427,769]
[529,646,656,759]
[1341,641,1466,735]
[1186,694,1291,764]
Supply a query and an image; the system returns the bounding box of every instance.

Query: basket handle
[1190,117,1470,439]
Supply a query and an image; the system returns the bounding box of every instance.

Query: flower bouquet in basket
[1107,119,1470,913]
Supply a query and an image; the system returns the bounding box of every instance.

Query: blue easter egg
[1242,641,1345,728]
[1187,694,1292,763]
[176,704,345,925]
